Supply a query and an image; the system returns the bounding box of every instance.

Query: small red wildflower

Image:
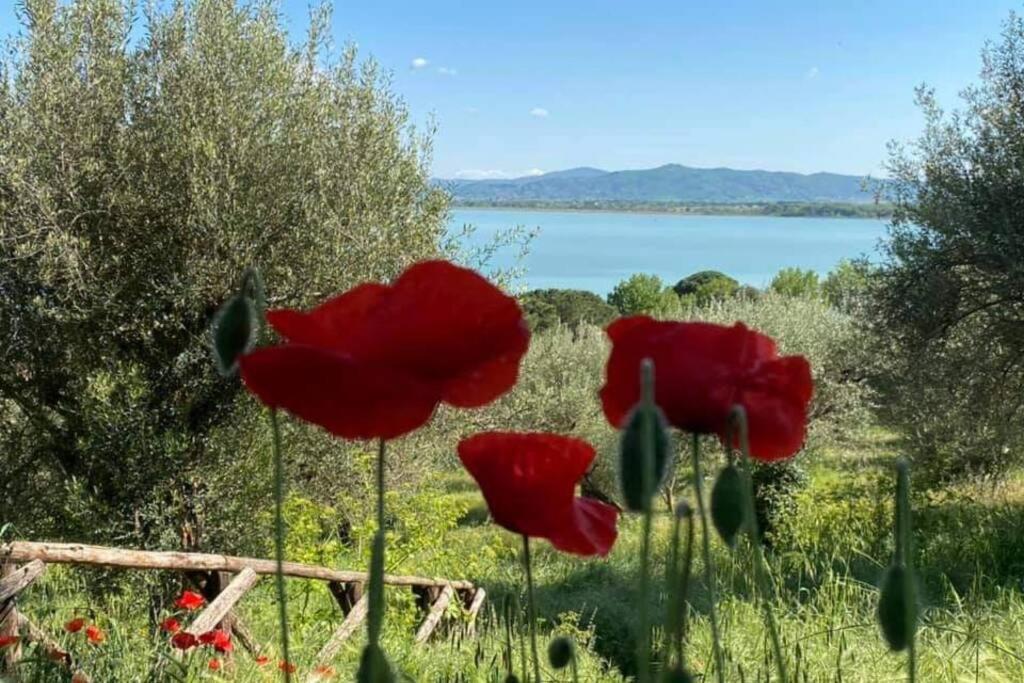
[64,618,86,633]
[600,318,813,461]
[278,661,297,674]
[159,617,181,634]
[174,590,206,611]
[239,260,530,440]
[254,655,270,666]
[313,664,336,678]
[71,673,89,683]
[199,629,232,653]
[85,625,104,645]
[208,658,222,671]
[171,632,198,650]
[0,636,18,649]
[458,432,619,556]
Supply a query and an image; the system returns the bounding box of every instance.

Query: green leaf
[878,563,918,652]
[710,464,745,547]
[211,294,257,376]
[618,401,673,512]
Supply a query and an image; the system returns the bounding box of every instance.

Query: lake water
[453,208,889,295]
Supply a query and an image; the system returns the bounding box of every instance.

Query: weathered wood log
[327,580,363,615]
[0,560,46,603]
[185,568,259,637]
[415,584,454,644]
[463,587,487,637]
[310,593,368,676]
[1,561,22,671]
[2,541,473,591]
[225,612,261,657]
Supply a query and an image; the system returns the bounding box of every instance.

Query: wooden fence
[0,541,485,681]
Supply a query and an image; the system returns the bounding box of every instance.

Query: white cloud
[411,57,429,70]
[805,66,820,80]
[529,107,549,118]
[437,66,458,76]
[525,168,544,176]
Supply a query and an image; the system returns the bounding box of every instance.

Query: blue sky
[1,0,1019,178]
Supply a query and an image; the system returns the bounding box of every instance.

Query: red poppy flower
[64,618,86,634]
[199,630,232,653]
[0,636,18,649]
[71,673,89,683]
[600,317,813,462]
[159,617,181,634]
[279,661,297,674]
[240,260,530,440]
[313,665,336,678]
[208,658,222,671]
[458,432,619,556]
[85,625,104,645]
[255,655,270,666]
[174,590,206,611]
[171,632,198,650]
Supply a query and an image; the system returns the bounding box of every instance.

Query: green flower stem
[636,358,656,683]
[733,413,788,683]
[368,438,388,646]
[522,535,543,683]
[664,505,695,669]
[269,410,291,682]
[690,434,726,683]
[570,656,580,683]
[896,459,916,683]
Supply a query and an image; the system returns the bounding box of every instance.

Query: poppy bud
[878,563,917,652]
[547,636,575,670]
[660,666,695,683]
[674,501,693,519]
[504,676,520,683]
[710,464,745,547]
[356,643,396,683]
[618,399,672,511]
[212,293,258,376]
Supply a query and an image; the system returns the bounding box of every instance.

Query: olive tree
[0,0,449,545]
[871,12,1024,481]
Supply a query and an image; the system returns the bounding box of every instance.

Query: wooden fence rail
[0,540,485,680]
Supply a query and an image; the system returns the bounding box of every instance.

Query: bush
[769,267,821,298]
[608,273,681,317]
[673,270,740,306]
[519,289,618,332]
[0,0,448,546]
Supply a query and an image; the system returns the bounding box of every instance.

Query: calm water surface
[453,208,888,295]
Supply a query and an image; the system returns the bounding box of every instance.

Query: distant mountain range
[438,164,877,204]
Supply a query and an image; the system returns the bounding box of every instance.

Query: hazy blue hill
[440,163,874,203]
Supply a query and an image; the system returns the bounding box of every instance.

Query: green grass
[10,427,1024,681]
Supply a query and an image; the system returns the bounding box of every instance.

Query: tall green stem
[522,536,543,683]
[269,410,291,682]
[635,358,657,683]
[691,434,726,682]
[367,439,387,647]
[896,460,916,683]
[736,445,788,683]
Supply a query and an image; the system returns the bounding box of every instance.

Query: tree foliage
[520,289,618,332]
[674,270,740,306]
[769,268,820,298]
[607,273,681,318]
[0,0,448,542]
[872,12,1024,480]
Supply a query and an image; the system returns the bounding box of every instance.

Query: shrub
[519,289,618,332]
[608,274,681,317]
[673,270,740,306]
[769,267,821,298]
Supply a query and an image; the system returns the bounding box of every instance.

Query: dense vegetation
[5,2,1024,682]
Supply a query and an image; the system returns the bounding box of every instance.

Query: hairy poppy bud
[212,293,258,376]
[710,464,745,547]
[618,400,673,511]
[547,636,575,670]
[878,563,917,652]
[675,501,693,519]
[356,643,395,683]
[503,676,520,683]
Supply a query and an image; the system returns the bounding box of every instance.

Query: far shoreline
[450,202,893,220]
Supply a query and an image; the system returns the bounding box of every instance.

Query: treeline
[456,199,894,218]
[520,262,870,333]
